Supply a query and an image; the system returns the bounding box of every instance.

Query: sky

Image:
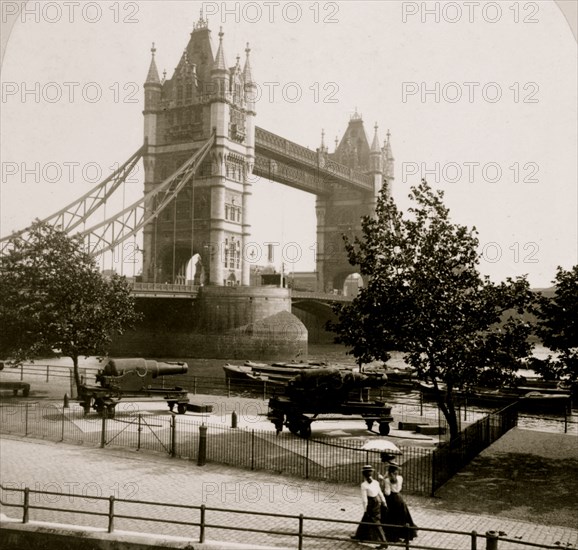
[1,0,577,288]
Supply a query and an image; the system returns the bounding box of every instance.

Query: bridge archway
[159,245,205,284]
[291,299,337,344]
[329,271,364,297]
[342,273,364,297]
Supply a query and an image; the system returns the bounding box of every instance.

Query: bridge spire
[145,42,161,85]
[243,42,255,85]
[318,129,328,154]
[371,123,381,152]
[194,7,208,30]
[383,129,395,192]
[214,27,227,72]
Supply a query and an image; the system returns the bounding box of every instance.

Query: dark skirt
[354,496,387,543]
[381,492,418,542]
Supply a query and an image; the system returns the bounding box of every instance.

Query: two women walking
[353,462,417,547]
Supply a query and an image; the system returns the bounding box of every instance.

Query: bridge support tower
[141,16,256,288]
[315,113,394,293]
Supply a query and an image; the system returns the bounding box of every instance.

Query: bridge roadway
[129,282,353,303]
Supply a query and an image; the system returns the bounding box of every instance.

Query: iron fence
[431,403,519,494]
[0,402,433,493]
[0,483,566,550]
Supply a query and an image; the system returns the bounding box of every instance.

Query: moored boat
[415,381,571,413]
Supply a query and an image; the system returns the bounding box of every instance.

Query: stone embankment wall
[110,287,307,360]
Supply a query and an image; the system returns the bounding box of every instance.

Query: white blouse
[360,479,386,510]
[381,474,403,495]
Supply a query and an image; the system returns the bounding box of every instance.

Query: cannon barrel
[102,358,188,378]
[287,368,386,394]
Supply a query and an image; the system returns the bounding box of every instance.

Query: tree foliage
[0,222,141,391]
[531,265,578,381]
[328,180,535,439]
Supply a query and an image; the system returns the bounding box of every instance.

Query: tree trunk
[443,385,461,441]
[445,405,460,441]
[71,355,81,396]
[435,391,461,441]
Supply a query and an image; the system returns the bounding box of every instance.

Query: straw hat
[361,464,374,473]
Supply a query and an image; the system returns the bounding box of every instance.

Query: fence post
[107,495,115,533]
[23,487,29,523]
[61,408,65,442]
[100,414,107,448]
[137,414,142,451]
[199,505,206,543]
[297,514,304,550]
[46,365,49,382]
[171,415,177,457]
[197,424,207,466]
[251,429,255,470]
[485,530,498,550]
[25,403,29,436]
[471,530,477,550]
[20,364,23,381]
[231,410,238,428]
[430,449,436,497]
[305,438,309,479]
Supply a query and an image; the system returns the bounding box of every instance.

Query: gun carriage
[78,358,189,417]
[267,368,393,438]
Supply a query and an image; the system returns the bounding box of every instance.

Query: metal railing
[0,483,565,549]
[130,282,200,296]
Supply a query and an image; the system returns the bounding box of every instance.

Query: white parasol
[361,439,402,455]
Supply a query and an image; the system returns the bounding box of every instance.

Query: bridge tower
[141,13,256,287]
[315,112,394,292]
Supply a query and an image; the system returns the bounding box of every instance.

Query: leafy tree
[328,180,535,440]
[0,222,141,392]
[531,266,578,382]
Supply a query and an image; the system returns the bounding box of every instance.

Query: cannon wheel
[177,403,187,415]
[287,414,305,435]
[299,421,312,439]
[379,422,390,436]
[287,419,300,435]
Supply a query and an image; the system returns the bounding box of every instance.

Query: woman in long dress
[380,463,418,543]
[353,465,388,547]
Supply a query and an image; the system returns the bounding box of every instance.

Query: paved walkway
[1,436,577,549]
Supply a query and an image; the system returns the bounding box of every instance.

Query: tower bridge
[1,13,393,359]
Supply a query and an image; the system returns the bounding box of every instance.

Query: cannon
[267,368,393,438]
[79,358,190,417]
